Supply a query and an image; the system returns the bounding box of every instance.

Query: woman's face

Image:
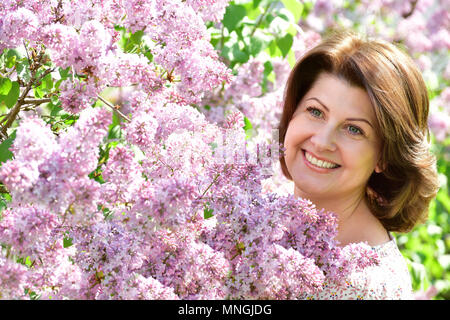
[284,72,382,201]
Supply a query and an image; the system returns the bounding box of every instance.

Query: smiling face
[284,72,383,203]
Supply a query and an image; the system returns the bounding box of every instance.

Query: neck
[294,185,389,246]
[294,184,364,223]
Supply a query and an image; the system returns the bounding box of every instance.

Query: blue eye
[307,107,323,118]
[347,125,363,135]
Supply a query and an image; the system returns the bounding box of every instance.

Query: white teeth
[305,151,339,169]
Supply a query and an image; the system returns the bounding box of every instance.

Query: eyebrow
[305,97,374,128]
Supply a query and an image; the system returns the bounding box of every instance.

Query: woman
[278,29,440,299]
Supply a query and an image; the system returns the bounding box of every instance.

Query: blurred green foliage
[395,136,450,299]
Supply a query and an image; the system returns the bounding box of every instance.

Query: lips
[302,150,340,169]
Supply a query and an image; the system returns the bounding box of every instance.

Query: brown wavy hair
[278,28,440,233]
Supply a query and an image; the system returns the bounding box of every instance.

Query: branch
[97,94,131,123]
[250,2,274,38]
[0,125,8,140]
[158,158,175,174]
[0,184,8,194]
[196,165,232,201]
[23,98,52,105]
[402,0,418,19]
[0,50,55,139]
[198,172,221,200]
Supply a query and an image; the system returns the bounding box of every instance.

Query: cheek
[284,118,308,146]
[284,124,304,158]
[283,128,299,171]
[283,125,295,153]
[342,143,379,174]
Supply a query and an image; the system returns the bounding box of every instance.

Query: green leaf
[50,103,64,117]
[34,85,44,98]
[286,23,299,37]
[6,55,16,69]
[124,30,144,53]
[287,49,296,67]
[42,72,54,90]
[130,30,144,44]
[249,36,265,57]
[277,33,294,58]
[222,4,247,31]
[243,2,262,20]
[0,130,16,164]
[243,116,255,140]
[143,47,153,62]
[59,67,71,80]
[0,193,10,214]
[221,44,232,61]
[63,236,73,248]
[252,0,263,8]
[204,204,214,219]
[4,81,20,108]
[111,110,121,127]
[267,39,282,57]
[16,59,31,83]
[243,116,253,130]
[263,61,273,76]
[50,95,60,105]
[261,60,274,93]
[436,190,450,212]
[64,118,76,126]
[5,50,19,69]
[0,78,12,95]
[108,124,122,140]
[25,256,33,267]
[231,43,249,63]
[281,0,304,23]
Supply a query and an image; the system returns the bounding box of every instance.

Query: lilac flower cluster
[306,0,450,55]
[0,107,110,217]
[0,256,29,299]
[119,0,233,103]
[0,1,383,300]
[0,7,39,51]
[0,205,58,261]
[0,100,380,299]
[1,0,231,113]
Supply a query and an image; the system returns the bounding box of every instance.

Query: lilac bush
[1,0,422,300]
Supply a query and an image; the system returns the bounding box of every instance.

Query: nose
[310,125,337,152]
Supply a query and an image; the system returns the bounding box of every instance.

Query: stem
[402,0,418,19]
[158,158,175,174]
[97,94,131,123]
[219,24,225,52]
[22,98,52,105]
[250,2,274,38]
[0,52,54,140]
[0,126,8,140]
[197,167,228,201]
[0,183,8,193]
[23,40,32,68]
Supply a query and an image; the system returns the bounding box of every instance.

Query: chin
[293,181,330,200]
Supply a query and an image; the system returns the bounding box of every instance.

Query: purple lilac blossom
[0,0,386,300]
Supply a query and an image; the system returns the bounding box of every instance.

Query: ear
[374,161,384,173]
